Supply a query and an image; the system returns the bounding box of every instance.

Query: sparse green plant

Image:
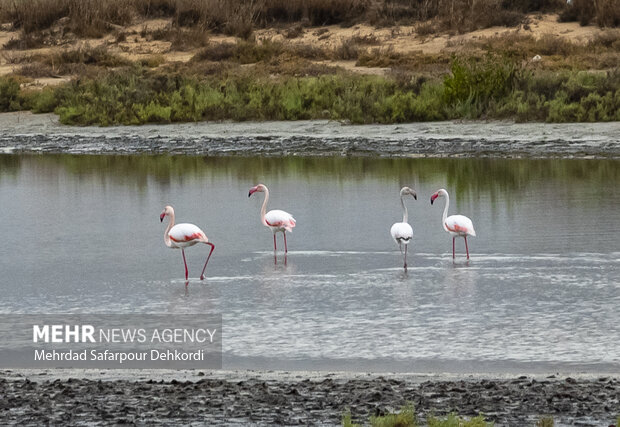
[536,416,554,427]
[343,409,361,427]
[370,403,418,427]
[342,405,494,427]
[427,413,492,427]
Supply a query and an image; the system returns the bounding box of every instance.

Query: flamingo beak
[412,192,417,200]
[430,193,438,205]
[160,213,165,222]
[248,187,257,197]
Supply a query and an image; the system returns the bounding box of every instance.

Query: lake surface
[0,154,619,373]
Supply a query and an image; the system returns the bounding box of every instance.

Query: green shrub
[30,87,59,113]
[0,77,23,111]
[3,55,619,125]
[443,56,517,107]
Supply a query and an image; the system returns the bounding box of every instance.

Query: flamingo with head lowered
[430,189,476,259]
[390,186,417,269]
[248,184,296,253]
[160,205,215,280]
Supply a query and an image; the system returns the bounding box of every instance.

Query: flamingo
[430,189,476,259]
[160,205,215,280]
[390,186,417,269]
[248,184,296,253]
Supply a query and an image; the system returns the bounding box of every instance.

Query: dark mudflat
[1,113,618,158]
[1,374,618,425]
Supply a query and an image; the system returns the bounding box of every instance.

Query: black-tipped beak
[413,194,417,200]
[248,191,251,198]
[160,213,165,222]
[430,198,434,205]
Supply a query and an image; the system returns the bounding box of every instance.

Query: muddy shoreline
[1,113,619,158]
[1,370,619,425]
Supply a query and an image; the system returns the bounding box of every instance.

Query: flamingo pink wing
[169,223,206,242]
[265,210,296,230]
[445,215,475,236]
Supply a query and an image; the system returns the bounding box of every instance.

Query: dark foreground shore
[1,371,618,425]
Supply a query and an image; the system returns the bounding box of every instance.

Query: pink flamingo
[430,189,476,259]
[390,186,417,269]
[248,184,296,253]
[160,205,215,280]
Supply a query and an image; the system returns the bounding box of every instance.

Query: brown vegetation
[0,0,616,48]
[560,0,620,27]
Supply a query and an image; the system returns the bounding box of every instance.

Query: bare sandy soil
[0,14,609,88]
[258,13,604,53]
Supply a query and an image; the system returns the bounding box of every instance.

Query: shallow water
[0,154,619,373]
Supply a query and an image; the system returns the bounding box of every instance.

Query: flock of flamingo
[160,184,476,280]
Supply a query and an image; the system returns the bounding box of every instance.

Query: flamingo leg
[273,234,277,252]
[452,237,456,259]
[283,232,288,253]
[464,236,470,259]
[399,242,403,254]
[404,244,408,269]
[199,243,215,280]
[181,248,188,280]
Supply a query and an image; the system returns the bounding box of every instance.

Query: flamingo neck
[260,187,269,227]
[441,192,450,232]
[400,194,408,223]
[164,211,175,247]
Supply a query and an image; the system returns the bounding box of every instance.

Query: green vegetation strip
[343,404,492,427]
[343,405,620,427]
[2,56,619,125]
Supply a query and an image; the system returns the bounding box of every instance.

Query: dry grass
[0,0,133,36]
[3,32,47,50]
[47,45,131,67]
[13,45,133,77]
[191,39,330,64]
[349,33,381,45]
[357,47,450,72]
[284,24,305,39]
[16,62,57,78]
[138,54,167,67]
[560,0,620,27]
[333,41,362,60]
[0,0,615,49]
[148,25,209,50]
[457,30,620,70]
[473,30,620,55]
